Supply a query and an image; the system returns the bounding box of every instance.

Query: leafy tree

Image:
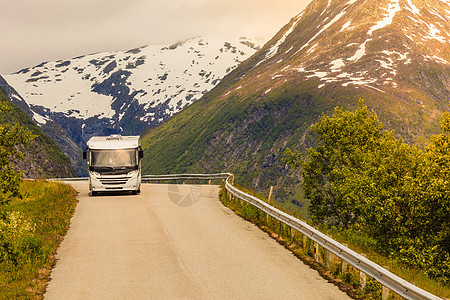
[0,101,35,205]
[409,112,450,282]
[285,102,450,283]
[299,101,389,228]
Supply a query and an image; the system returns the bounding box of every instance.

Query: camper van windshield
[91,149,137,168]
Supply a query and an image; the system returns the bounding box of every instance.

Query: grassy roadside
[0,180,78,299]
[219,184,450,300]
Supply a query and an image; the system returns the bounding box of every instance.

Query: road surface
[45,182,350,299]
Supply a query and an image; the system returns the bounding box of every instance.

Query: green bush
[286,101,450,284]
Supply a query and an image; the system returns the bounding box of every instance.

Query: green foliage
[286,102,450,284]
[0,180,78,298]
[0,211,42,266]
[0,102,35,204]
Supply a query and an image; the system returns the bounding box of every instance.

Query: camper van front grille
[100,176,129,185]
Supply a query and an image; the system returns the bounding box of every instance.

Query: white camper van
[83,135,143,196]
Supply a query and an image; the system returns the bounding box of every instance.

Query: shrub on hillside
[285,101,450,284]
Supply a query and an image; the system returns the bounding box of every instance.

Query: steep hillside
[0,86,75,178]
[141,0,449,201]
[0,76,86,176]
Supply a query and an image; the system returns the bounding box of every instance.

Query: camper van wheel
[92,191,99,196]
[132,190,138,195]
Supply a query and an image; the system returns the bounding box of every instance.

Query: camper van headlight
[127,170,138,177]
[90,171,100,177]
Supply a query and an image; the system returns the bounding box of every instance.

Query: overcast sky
[0,0,311,74]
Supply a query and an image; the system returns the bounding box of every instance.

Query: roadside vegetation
[0,101,78,298]
[286,101,450,285]
[0,181,77,298]
[220,101,450,298]
[285,101,449,294]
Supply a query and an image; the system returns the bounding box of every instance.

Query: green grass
[321,226,450,299]
[0,180,78,299]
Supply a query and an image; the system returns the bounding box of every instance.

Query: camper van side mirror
[83,149,88,160]
[139,149,144,159]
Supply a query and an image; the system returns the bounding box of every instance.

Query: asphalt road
[45,182,350,299]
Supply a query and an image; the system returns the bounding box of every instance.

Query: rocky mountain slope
[140,0,449,202]
[0,76,85,176]
[0,78,75,178]
[4,37,261,147]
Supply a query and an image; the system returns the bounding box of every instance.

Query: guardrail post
[359,254,367,291]
[314,242,320,262]
[288,226,293,242]
[341,244,349,274]
[325,249,335,269]
[208,179,211,185]
[382,285,390,300]
[302,234,308,249]
[265,190,272,225]
[382,266,390,300]
[268,186,273,204]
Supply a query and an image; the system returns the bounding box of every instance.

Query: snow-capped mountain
[252,0,449,96]
[4,37,261,148]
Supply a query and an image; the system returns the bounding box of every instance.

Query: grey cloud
[0,0,310,74]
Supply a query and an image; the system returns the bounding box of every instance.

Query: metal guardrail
[141,173,231,182]
[223,175,441,300]
[52,173,440,299]
[51,173,231,183]
[49,177,88,181]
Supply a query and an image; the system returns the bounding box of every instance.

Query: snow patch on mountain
[265,14,302,60]
[423,23,447,42]
[299,10,347,53]
[405,0,421,15]
[348,0,402,63]
[341,21,352,31]
[348,41,368,62]
[32,111,50,125]
[321,0,332,15]
[368,0,401,36]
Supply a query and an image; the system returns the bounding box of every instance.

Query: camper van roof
[87,135,140,150]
